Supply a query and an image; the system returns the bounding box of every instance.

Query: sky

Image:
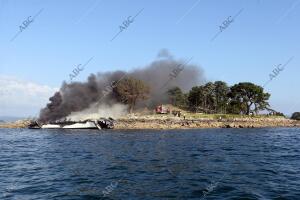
[0,0,299,117]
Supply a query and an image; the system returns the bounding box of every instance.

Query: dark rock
[291,112,300,120]
[224,124,231,128]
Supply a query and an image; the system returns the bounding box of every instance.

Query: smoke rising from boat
[66,103,128,121]
[39,50,205,122]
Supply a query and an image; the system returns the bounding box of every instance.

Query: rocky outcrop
[0,119,32,128]
[291,112,300,120]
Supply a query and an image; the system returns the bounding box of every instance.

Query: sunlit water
[0,128,299,200]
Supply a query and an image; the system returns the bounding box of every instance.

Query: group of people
[172,110,186,120]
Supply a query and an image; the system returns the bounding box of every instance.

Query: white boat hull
[30,119,114,130]
[41,121,101,130]
[62,121,99,129]
[41,124,61,129]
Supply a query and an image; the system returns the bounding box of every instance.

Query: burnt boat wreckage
[28,118,115,130]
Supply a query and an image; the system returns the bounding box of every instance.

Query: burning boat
[28,118,114,130]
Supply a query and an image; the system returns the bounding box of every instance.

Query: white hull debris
[41,124,61,129]
[62,121,99,129]
[28,118,114,130]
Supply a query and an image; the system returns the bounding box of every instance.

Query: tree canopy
[115,77,150,113]
[186,81,229,113]
[113,78,272,115]
[167,81,271,115]
[167,87,185,107]
[228,82,270,115]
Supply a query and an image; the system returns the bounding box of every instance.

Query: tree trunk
[129,98,134,113]
[129,98,136,113]
[246,102,253,115]
[246,106,250,115]
[129,105,133,113]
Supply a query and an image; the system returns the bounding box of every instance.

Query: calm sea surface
[0,128,299,200]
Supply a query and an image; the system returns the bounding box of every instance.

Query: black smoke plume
[39,51,205,122]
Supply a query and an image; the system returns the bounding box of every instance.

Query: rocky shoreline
[0,119,32,129]
[114,117,300,129]
[1,116,300,129]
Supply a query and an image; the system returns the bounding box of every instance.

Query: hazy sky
[0,0,299,117]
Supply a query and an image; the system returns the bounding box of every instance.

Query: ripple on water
[0,128,300,199]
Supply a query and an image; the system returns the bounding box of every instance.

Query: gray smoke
[39,50,205,122]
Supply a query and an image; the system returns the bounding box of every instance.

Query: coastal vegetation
[113,77,284,116]
[168,81,276,116]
